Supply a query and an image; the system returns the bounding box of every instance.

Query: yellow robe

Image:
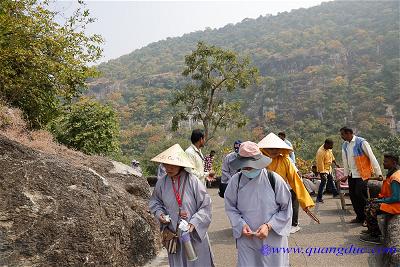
[265,154,315,209]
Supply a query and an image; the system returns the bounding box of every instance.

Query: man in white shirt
[340,127,383,224]
[185,129,214,184]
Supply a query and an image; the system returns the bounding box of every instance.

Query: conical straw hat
[151,144,195,168]
[258,133,293,151]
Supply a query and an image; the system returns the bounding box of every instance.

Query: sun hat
[258,133,293,152]
[230,141,272,170]
[151,144,194,169]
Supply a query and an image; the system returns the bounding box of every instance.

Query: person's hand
[303,206,310,213]
[159,214,169,224]
[255,224,270,240]
[209,170,216,177]
[189,223,195,233]
[179,210,188,219]
[242,224,253,238]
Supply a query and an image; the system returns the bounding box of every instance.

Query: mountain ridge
[88,0,399,172]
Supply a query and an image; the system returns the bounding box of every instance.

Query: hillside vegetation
[89,1,400,174]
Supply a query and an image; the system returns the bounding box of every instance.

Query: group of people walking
[148,127,400,266]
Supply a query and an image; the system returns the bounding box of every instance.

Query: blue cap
[234,140,242,153]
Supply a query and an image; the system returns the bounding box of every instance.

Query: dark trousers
[317,172,338,200]
[291,189,299,226]
[348,177,368,221]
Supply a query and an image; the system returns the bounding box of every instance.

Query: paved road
[146,188,381,267]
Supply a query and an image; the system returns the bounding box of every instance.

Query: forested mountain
[88,0,400,174]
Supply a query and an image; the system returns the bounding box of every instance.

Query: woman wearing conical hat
[258,133,315,234]
[148,144,215,267]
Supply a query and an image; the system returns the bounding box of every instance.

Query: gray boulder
[382,215,400,267]
[0,135,160,266]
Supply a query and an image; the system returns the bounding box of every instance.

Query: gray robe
[149,171,214,267]
[221,152,238,184]
[224,169,292,267]
[157,164,167,178]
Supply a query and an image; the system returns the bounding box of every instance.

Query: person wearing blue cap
[218,140,242,198]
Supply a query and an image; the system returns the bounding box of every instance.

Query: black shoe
[359,234,382,245]
[361,229,381,236]
[316,199,324,203]
[361,229,370,235]
[349,218,363,223]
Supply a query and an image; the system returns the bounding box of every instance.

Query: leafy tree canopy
[0,0,103,128]
[172,42,259,141]
[49,97,120,156]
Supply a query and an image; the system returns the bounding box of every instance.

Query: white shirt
[185,144,208,184]
[341,136,382,178]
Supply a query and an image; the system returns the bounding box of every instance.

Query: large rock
[382,215,400,267]
[0,135,160,266]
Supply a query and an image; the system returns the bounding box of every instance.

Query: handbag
[162,227,179,254]
[161,174,188,254]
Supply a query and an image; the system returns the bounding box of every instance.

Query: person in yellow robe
[258,133,315,234]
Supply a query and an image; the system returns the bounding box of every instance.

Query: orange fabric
[354,155,373,180]
[379,170,400,214]
[261,150,314,209]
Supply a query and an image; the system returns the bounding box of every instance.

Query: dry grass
[0,105,90,166]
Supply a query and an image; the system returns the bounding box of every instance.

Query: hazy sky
[57,0,325,63]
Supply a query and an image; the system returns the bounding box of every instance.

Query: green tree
[50,98,120,156]
[375,134,400,157]
[171,42,259,141]
[0,0,102,128]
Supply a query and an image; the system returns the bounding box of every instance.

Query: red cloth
[335,168,349,189]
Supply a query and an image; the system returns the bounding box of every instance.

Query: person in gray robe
[224,141,292,267]
[157,163,167,178]
[221,140,242,184]
[149,144,215,267]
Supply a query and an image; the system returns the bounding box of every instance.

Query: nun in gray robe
[149,170,215,267]
[224,141,292,267]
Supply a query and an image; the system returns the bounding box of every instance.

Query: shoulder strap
[194,149,205,161]
[236,171,275,194]
[235,172,243,208]
[235,171,275,204]
[267,170,275,193]
[236,172,243,196]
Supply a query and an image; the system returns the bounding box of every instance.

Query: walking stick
[305,209,320,224]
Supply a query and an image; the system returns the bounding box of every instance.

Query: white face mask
[242,169,262,179]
